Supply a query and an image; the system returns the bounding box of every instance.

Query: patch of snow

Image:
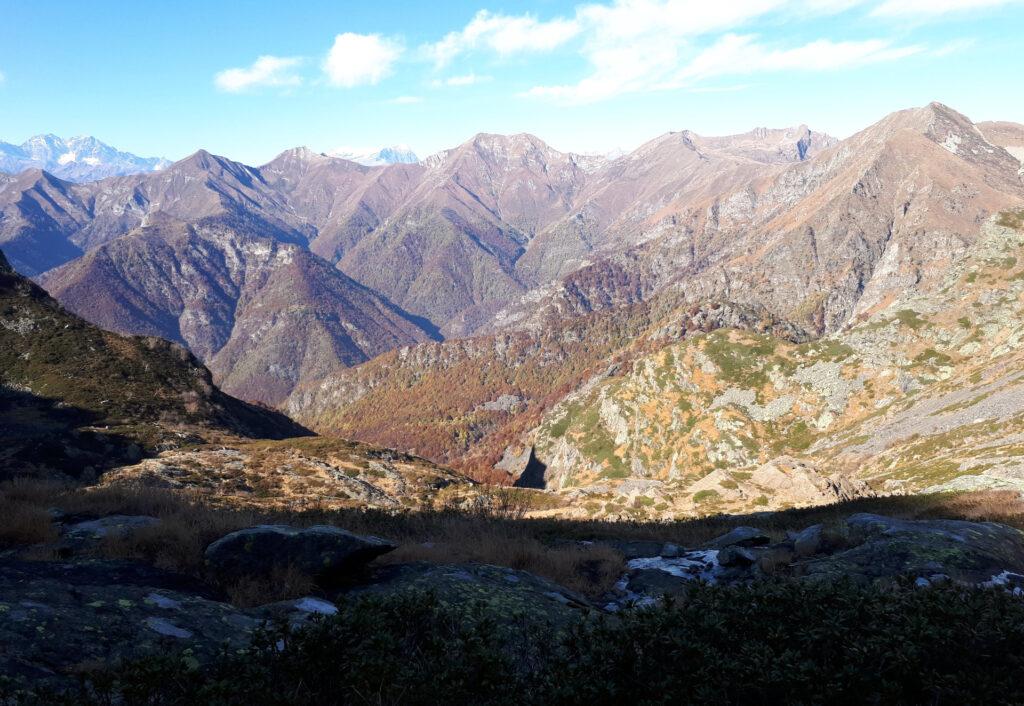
[983,570,1024,595]
[144,616,193,638]
[144,592,181,610]
[292,597,338,615]
[626,550,721,583]
[544,591,571,604]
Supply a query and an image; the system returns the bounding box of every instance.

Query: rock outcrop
[204,525,396,587]
[606,514,1024,607]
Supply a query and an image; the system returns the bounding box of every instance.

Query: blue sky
[1,0,1021,164]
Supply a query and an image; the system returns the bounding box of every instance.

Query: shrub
[24,581,1024,705]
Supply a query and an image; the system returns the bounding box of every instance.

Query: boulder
[798,514,1024,585]
[792,524,825,557]
[625,568,693,600]
[62,515,161,539]
[48,514,162,557]
[718,546,758,568]
[706,526,771,549]
[204,525,396,587]
[345,562,593,626]
[791,522,851,558]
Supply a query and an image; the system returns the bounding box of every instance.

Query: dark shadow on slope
[396,310,443,341]
[0,387,144,481]
[512,448,549,489]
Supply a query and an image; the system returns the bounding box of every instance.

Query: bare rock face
[204,525,396,587]
[977,120,1024,164]
[745,458,875,505]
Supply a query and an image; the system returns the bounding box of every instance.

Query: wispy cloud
[520,0,924,103]
[423,10,581,68]
[0,70,5,85]
[930,37,975,56]
[872,0,1021,16]
[675,34,923,82]
[432,73,492,87]
[387,95,423,104]
[214,56,303,93]
[323,33,403,87]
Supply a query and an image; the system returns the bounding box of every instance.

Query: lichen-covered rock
[0,559,256,693]
[204,525,396,587]
[344,562,593,626]
[798,514,1024,585]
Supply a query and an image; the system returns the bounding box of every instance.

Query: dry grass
[225,564,318,608]
[0,497,59,548]
[4,478,1024,605]
[910,489,1024,526]
[384,531,625,597]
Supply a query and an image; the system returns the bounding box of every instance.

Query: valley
[3,102,1024,704]
[2,103,1023,518]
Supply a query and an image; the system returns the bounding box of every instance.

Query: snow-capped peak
[328,144,419,166]
[0,134,170,182]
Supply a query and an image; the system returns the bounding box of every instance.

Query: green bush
[15,581,1024,705]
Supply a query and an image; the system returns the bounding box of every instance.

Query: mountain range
[2,102,1024,514]
[0,134,170,182]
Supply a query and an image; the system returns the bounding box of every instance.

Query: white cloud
[524,0,799,103]
[432,73,492,87]
[930,38,976,56]
[214,55,303,92]
[323,33,403,87]
[424,10,581,67]
[0,70,5,84]
[872,0,1021,16]
[674,34,923,82]
[523,0,925,103]
[387,95,422,104]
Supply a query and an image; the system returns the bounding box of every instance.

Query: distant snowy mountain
[0,134,170,182]
[328,145,419,166]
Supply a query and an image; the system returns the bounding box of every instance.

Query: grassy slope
[0,248,308,478]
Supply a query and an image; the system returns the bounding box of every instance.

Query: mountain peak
[175,149,221,169]
[0,134,169,182]
[273,146,332,164]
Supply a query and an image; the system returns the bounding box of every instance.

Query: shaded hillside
[40,218,437,405]
[0,247,308,478]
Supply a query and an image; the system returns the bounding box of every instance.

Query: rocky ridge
[519,211,1024,517]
